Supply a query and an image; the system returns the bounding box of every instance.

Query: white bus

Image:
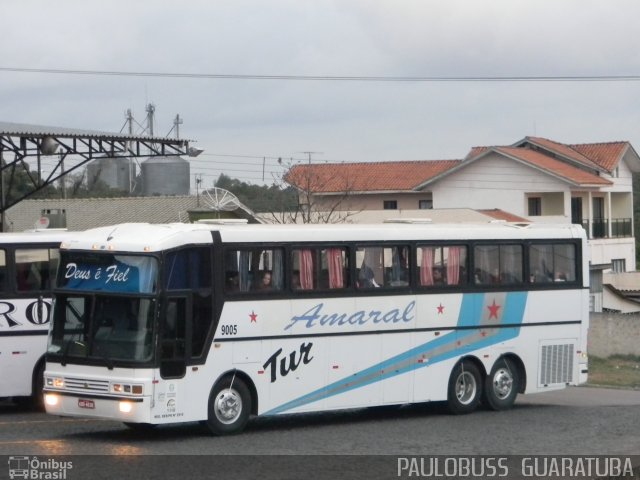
[44,221,589,434]
[0,230,72,407]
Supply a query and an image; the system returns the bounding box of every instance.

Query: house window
[383,200,398,210]
[528,197,541,216]
[611,259,626,273]
[418,199,433,210]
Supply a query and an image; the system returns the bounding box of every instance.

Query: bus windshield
[48,294,156,364]
[58,252,158,294]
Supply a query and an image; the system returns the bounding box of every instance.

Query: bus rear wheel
[206,376,251,435]
[447,360,482,414]
[484,358,518,411]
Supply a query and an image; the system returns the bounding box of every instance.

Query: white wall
[431,153,569,215]
[589,237,636,270]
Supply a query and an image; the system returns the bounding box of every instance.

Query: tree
[264,159,361,224]
[214,174,297,213]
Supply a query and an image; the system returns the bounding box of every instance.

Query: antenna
[202,188,241,212]
[301,151,323,164]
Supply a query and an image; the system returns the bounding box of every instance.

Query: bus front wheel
[206,376,251,435]
[484,357,518,411]
[447,360,482,414]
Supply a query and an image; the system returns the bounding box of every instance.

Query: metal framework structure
[0,121,200,231]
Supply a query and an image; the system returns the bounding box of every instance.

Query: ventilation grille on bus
[539,343,574,386]
[64,377,110,393]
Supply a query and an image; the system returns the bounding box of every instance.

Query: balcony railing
[579,218,632,239]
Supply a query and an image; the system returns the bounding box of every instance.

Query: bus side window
[160,297,187,379]
[225,248,283,293]
[164,247,213,360]
[15,248,57,292]
[529,243,576,284]
[0,250,7,292]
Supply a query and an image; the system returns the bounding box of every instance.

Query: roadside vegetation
[587,355,640,389]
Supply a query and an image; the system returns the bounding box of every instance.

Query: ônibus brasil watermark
[8,456,72,480]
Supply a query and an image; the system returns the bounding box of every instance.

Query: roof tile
[286,160,461,192]
[569,141,628,172]
[496,147,612,186]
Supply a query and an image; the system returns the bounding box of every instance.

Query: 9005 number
[221,324,237,335]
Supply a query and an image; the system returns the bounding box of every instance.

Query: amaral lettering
[284,301,415,331]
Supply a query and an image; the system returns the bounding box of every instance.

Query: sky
[2,0,640,189]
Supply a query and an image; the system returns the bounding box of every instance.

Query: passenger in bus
[225,272,239,292]
[554,271,568,282]
[433,267,445,285]
[256,271,272,290]
[291,272,302,290]
[358,265,380,288]
[16,263,40,291]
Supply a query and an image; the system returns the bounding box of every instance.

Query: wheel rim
[492,367,514,399]
[455,371,477,405]
[214,388,242,425]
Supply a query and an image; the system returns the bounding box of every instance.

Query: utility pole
[146,103,156,137]
[59,152,66,199]
[195,173,203,207]
[124,108,137,195]
[174,114,183,140]
[302,151,322,165]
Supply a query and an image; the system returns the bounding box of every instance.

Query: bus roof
[0,229,75,245]
[60,222,586,254]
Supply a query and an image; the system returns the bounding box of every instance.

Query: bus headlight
[119,401,133,413]
[112,383,144,395]
[46,377,65,388]
[45,394,59,406]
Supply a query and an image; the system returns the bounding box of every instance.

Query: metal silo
[87,157,135,192]
[141,156,190,196]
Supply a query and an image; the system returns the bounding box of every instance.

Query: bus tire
[447,360,482,415]
[484,357,518,411]
[31,361,46,410]
[206,376,251,435]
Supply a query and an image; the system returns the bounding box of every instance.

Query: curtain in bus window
[390,247,408,285]
[420,247,434,286]
[447,247,461,285]
[530,244,553,283]
[117,256,157,293]
[474,246,497,284]
[554,244,576,281]
[299,249,314,290]
[271,249,284,290]
[501,245,523,283]
[239,251,251,292]
[326,248,344,289]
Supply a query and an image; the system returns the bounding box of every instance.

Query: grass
[587,355,640,389]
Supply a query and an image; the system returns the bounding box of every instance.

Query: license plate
[78,399,95,409]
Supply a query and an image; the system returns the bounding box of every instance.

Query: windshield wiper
[100,352,114,370]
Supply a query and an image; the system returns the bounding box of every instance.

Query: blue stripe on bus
[263,292,527,415]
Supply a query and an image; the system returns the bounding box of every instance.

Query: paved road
[1,387,638,479]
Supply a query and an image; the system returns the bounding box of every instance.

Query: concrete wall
[588,313,640,357]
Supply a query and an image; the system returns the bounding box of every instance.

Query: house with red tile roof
[285,136,640,311]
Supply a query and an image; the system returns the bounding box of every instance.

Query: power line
[2,66,640,82]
